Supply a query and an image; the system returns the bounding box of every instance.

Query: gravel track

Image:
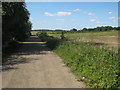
[2,36,86,88]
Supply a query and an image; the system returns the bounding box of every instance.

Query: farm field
[32,30,119,51]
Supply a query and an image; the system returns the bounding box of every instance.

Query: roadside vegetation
[54,41,119,88]
[2,2,32,61]
[37,30,119,88]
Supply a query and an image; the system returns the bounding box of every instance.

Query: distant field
[31,30,119,50]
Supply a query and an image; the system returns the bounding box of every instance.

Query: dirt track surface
[2,36,86,88]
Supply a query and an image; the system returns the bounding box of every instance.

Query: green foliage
[46,38,60,50]
[60,31,65,39]
[37,32,60,50]
[2,2,32,59]
[37,32,49,41]
[53,41,119,88]
[2,2,32,44]
[70,28,77,31]
[79,26,119,32]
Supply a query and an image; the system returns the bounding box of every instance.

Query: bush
[37,32,60,50]
[60,31,65,39]
[37,32,49,41]
[46,38,60,50]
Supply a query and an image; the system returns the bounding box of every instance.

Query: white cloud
[109,17,115,19]
[90,19,96,22]
[56,12,71,16]
[90,19,100,24]
[44,11,71,16]
[109,17,120,22]
[74,9,82,12]
[44,12,55,16]
[90,19,112,25]
[87,12,94,15]
[108,12,112,14]
[109,17,120,20]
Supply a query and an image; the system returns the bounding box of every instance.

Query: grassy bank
[37,32,120,88]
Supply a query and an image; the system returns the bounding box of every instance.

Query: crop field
[32,30,119,51]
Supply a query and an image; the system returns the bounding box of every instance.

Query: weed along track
[2,36,86,88]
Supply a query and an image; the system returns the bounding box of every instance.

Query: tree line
[2,2,32,57]
[70,26,119,32]
[32,26,119,32]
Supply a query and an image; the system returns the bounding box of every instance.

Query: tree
[82,28,87,31]
[70,28,77,31]
[2,2,32,45]
[60,31,65,39]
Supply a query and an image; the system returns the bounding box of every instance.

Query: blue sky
[26,2,118,30]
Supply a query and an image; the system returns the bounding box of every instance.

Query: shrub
[60,31,65,39]
[46,38,60,50]
[37,32,49,41]
[37,32,60,50]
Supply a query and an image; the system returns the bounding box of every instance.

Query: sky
[26,2,118,30]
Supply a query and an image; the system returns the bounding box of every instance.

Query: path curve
[2,36,86,88]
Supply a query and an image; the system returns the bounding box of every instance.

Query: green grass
[48,30,118,49]
[32,30,118,41]
[53,41,119,88]
[48,30,118,39]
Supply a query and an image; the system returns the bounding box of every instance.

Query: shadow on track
[2,36,50,72]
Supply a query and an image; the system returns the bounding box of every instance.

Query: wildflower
[82,77,85,79]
